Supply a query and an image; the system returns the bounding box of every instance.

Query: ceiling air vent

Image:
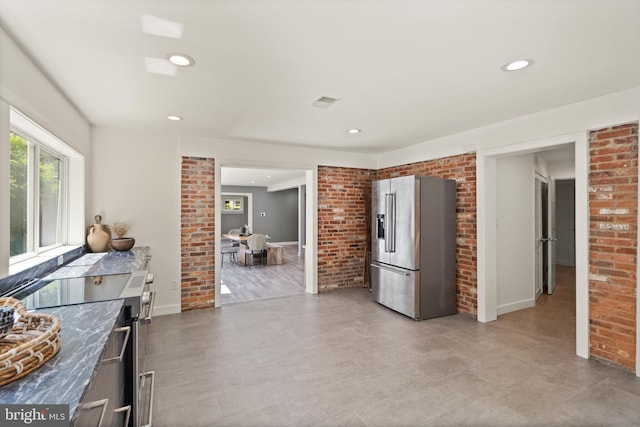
[312,96,339,108]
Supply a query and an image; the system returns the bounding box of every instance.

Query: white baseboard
[152,304,182,316]
[497,298,535,316]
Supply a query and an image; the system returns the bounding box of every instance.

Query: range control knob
[145,273,154,284]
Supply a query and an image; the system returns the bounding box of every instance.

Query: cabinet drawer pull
[114,404,131,427]
[102,326,130,363]
[139,370,155,427]
[80,398,108,427]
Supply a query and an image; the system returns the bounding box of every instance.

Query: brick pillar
[588,123,638,371]
[180,156,215,311]
[376,153,477,316]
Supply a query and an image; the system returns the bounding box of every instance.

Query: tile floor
[147,267,640,426]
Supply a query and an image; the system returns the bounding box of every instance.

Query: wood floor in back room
[220,242,305,304]
[147,264,640,426]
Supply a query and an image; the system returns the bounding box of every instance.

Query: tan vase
[87,215,111,253]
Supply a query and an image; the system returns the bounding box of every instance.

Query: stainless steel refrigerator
[370,175,457,320]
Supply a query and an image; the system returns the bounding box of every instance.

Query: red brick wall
[588,123,638,371]
[377,154,477,316]
[180,156,215,311]
[317,166,377,291]
[317,155,477,316]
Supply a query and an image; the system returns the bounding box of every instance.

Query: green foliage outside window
[10,132,27,256]
[9,131,62,257]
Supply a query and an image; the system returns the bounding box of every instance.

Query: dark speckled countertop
[43,246,151,280]
[0,247,151,423]
[0,299,124,421]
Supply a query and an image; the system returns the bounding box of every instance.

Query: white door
[534,177,543,299]
[547,177,557,294]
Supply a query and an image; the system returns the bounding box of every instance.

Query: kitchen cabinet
[74,304,130,426]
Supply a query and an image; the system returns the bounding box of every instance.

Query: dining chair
[221,233,239,266]
[245,234,267,267]
[227,229,241,247]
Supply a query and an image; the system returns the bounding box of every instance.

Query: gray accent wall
[556,179,576,266]
[221,186,299,242]
[220,195,248,233]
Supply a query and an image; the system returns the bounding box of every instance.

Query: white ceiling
[1,1,640,157]
[221,167,304,188]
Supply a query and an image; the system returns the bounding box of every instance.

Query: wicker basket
[0,297,61,387]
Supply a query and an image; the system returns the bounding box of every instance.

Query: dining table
[221,234,283,266]
[222,233,249,243]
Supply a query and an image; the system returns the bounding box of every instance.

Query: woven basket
[0,297,61,387]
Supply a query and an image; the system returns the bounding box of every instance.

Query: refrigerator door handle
[370,262,411,276]
[385,193,396,253]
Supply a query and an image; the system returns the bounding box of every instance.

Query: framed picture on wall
[222,196,244,214]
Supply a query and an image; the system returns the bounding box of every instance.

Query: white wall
[0,26,90,276]
[547,161,575,179]
[496,154,536,314]
[90,127,182,315]
[0,27,90,154]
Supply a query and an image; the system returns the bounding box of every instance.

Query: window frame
[9,112,69,264]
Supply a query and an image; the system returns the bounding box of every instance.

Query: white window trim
[8,108,84,274]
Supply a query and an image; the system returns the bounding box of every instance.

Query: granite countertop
[0,299,124,420]
[43,246,151,280]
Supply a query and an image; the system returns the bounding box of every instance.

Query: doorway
[215,165,315,306]
[499,170,575,351]
[220,185,304,304]
[477,133,589,359]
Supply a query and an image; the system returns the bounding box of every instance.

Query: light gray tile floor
[147,280,640,426]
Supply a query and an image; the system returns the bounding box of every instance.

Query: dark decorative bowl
[111,237,135,251]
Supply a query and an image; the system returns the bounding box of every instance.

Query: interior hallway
[496,264,576,352]
[147,266,640,426]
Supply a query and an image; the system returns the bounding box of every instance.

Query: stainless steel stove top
[9,273,133,310]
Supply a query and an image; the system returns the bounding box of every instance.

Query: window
[9,115,67,260]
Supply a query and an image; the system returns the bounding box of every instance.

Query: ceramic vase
[87,215,111,252]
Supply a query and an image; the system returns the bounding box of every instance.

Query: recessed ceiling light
[166,53,195,67]
[266,175,272,178]
[501,59,533,71]
[347,129,362,134]
[167,115,183,121]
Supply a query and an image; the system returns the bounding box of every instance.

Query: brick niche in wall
[588,122,638,371]
[317,154,477,317]
[317,166,376,291]
[180,156,215,311]
[377,153,477,316]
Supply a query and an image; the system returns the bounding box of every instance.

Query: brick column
[588,123,638,371]
[180,156,215,311]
